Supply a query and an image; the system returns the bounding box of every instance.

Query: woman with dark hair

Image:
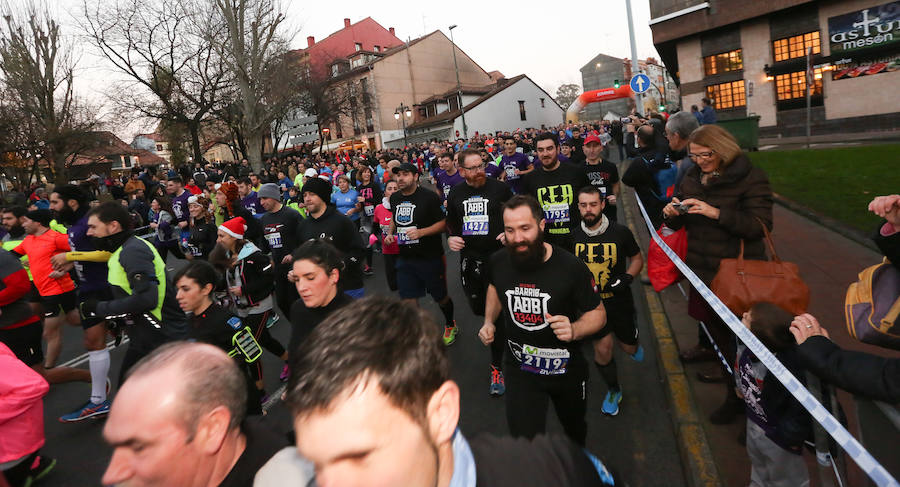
[173,260,262,415]
[355,165,381,276]
[184,194,217,260]
[215,216,288,400]
[149,195,183,261]
[288,239,353,357]
[663,123,773,424]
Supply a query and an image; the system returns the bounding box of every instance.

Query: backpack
[645,154,678,203]
[845,257,900,350]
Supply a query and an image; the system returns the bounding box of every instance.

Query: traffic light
[659,104,666,112]
[613,79,620,88]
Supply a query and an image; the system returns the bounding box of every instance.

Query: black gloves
[607,274,634,292]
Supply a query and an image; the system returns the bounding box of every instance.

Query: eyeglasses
[460,162,486,171]
[689,150,716,160]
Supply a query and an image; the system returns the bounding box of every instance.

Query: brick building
[649,0,900,137]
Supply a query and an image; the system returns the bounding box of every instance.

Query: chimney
[344,18,351,28]
[307,36,315,47]
[389,27,395,36]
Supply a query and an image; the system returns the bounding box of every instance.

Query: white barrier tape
[699,320,733,376]
[635,197,899,487]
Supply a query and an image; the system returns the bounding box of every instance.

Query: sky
[53,0,661,138]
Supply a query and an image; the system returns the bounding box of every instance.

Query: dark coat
[797,336,900,404]
[664,153,773,283]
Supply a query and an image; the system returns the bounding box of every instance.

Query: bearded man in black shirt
[478,195,606,446]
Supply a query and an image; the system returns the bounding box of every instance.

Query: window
[354,42,362,52]
[365,110,374,133]
[775,68,823,101]
[540,97,545,108]
[374,45,380,52]
[156,144,163,152]
[705,80,746,109]
[331,64,339,77]
[703,49,743,76]
[449,95,460,111]
[518,100,526,121]
[773,31,820,62]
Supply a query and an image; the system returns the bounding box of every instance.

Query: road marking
[57,337,130,368]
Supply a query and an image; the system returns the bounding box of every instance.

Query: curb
[621,188,722,487]
[772,193,878,253]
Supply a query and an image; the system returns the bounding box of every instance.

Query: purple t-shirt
[485,162,502,179]
[498,152,532,194]
[171,189,191,225]
[241,192,264,217]
[433,169,465,203]
[69,212,110,293]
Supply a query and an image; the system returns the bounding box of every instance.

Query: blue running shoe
[489,366,505,396]
[631,345,644,362]
[601,389,622,416]
[59,399,110,422]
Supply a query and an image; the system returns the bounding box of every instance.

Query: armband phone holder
[225,317,262,363]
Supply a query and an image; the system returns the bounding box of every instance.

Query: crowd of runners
[2,111,897,486]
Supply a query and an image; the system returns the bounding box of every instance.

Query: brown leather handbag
[711,219,809,316]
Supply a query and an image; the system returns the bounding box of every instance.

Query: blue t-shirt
[69,212,110,293]
[278,177,293,189]
[332,189,360,222]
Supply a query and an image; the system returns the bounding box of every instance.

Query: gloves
[607,274,634,293]
[80,298,99,320]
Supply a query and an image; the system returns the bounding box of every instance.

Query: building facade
[649,0,900,137]
[580,53,631,121]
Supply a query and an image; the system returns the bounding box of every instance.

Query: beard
[507,234,545,271]
[54,205,77,226]
[581,212,601,228]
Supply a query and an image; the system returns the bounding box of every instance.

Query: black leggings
[460,254,505,367]
[503,363,588,446]
[383,253,398,291]
[244,310,287,385]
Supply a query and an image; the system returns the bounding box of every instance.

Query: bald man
[101,342,306,487]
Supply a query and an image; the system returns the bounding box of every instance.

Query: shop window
[773,32,820,62]
[703,49,743,76]
[704,80,746,109]
[775,68,823,101]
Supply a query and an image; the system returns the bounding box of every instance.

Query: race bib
[543,202,570,224]
[505,166,518,179]
[264,231,283,249]
[520,344,569,375]
[397,226,419,245]
[462,215,489,236]
[364,204,375,217]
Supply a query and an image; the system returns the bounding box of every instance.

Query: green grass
[747,144,900,232]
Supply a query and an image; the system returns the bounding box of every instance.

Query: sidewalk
[621,183,899,486]
[759,129,900,149]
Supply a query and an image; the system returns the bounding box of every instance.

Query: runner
[433,152,464,206]
[48,185,116,422]
[478,195,605,445]
[384,162,458,345]
[82,202,188,385]
[215,216,289,399]
[1,206,39,314]
[571,186,644,416]
[258,183,304,335]
[373,180,400,291]
[237,177,264,217]
[216,182,263,246]
[355,165,382,276]
[294,178,365,298]
[149,196,183,262]
[521,133,590,251]
[497,135,534,194]
[184,194,218,260]
[446,149,513,395]
[582,134,620,222]
[173,260,262,415]
[8,209,79,369]
[165,176,191,242]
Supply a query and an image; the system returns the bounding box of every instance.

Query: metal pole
[625,0,644,116]
[449,25,468,140]
[806,48,812,149]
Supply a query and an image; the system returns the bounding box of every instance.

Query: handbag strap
[754,217,780,263]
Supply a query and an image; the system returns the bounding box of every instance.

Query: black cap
[392,162,419,174]
[24,209,53,227]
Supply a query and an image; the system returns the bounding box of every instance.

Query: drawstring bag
[648,224,687,292]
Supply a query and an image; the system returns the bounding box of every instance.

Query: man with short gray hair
[101,342,295,487]
[665,111,701,187]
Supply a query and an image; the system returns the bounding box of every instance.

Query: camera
[620,117,632,123]
[673,202,693,214]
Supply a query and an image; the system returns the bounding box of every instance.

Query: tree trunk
[246,133,263,172]
[189,123,203,165]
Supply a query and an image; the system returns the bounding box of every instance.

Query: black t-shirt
[189,303,238,353]
[389,186,445,259]
[186,220,217,259]
[260,205,304,265]
[570,222,640,300]
[489,245,602,377]
[521,162,591,248]
[288,291,353,353]
[445,178,513,256]
[296,207,364,291]
[356,182,382,218]
[584,160,620,221]
[219,418,289,487]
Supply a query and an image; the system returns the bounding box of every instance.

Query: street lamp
[448,24,468,141]
[394,103,412,147]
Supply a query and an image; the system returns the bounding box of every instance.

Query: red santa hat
[219,217,247,239]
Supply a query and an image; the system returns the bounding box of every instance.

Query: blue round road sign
[630,74,650,94]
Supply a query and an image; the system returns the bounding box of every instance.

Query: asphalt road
[36,198,686,487]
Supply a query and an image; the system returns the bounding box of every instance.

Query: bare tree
[0,2,98,183]
[81,0,228,168]
[295,67,358,153]
[554,83,581,111]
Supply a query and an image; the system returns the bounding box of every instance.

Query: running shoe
[631,345,644,362]
[601,389,622,416]
[363,265,374,276]
[489,366,505,396]
[279,363,290,382]
[442,322,459,346]
[29,455,57,482]
[59,399,111,422]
